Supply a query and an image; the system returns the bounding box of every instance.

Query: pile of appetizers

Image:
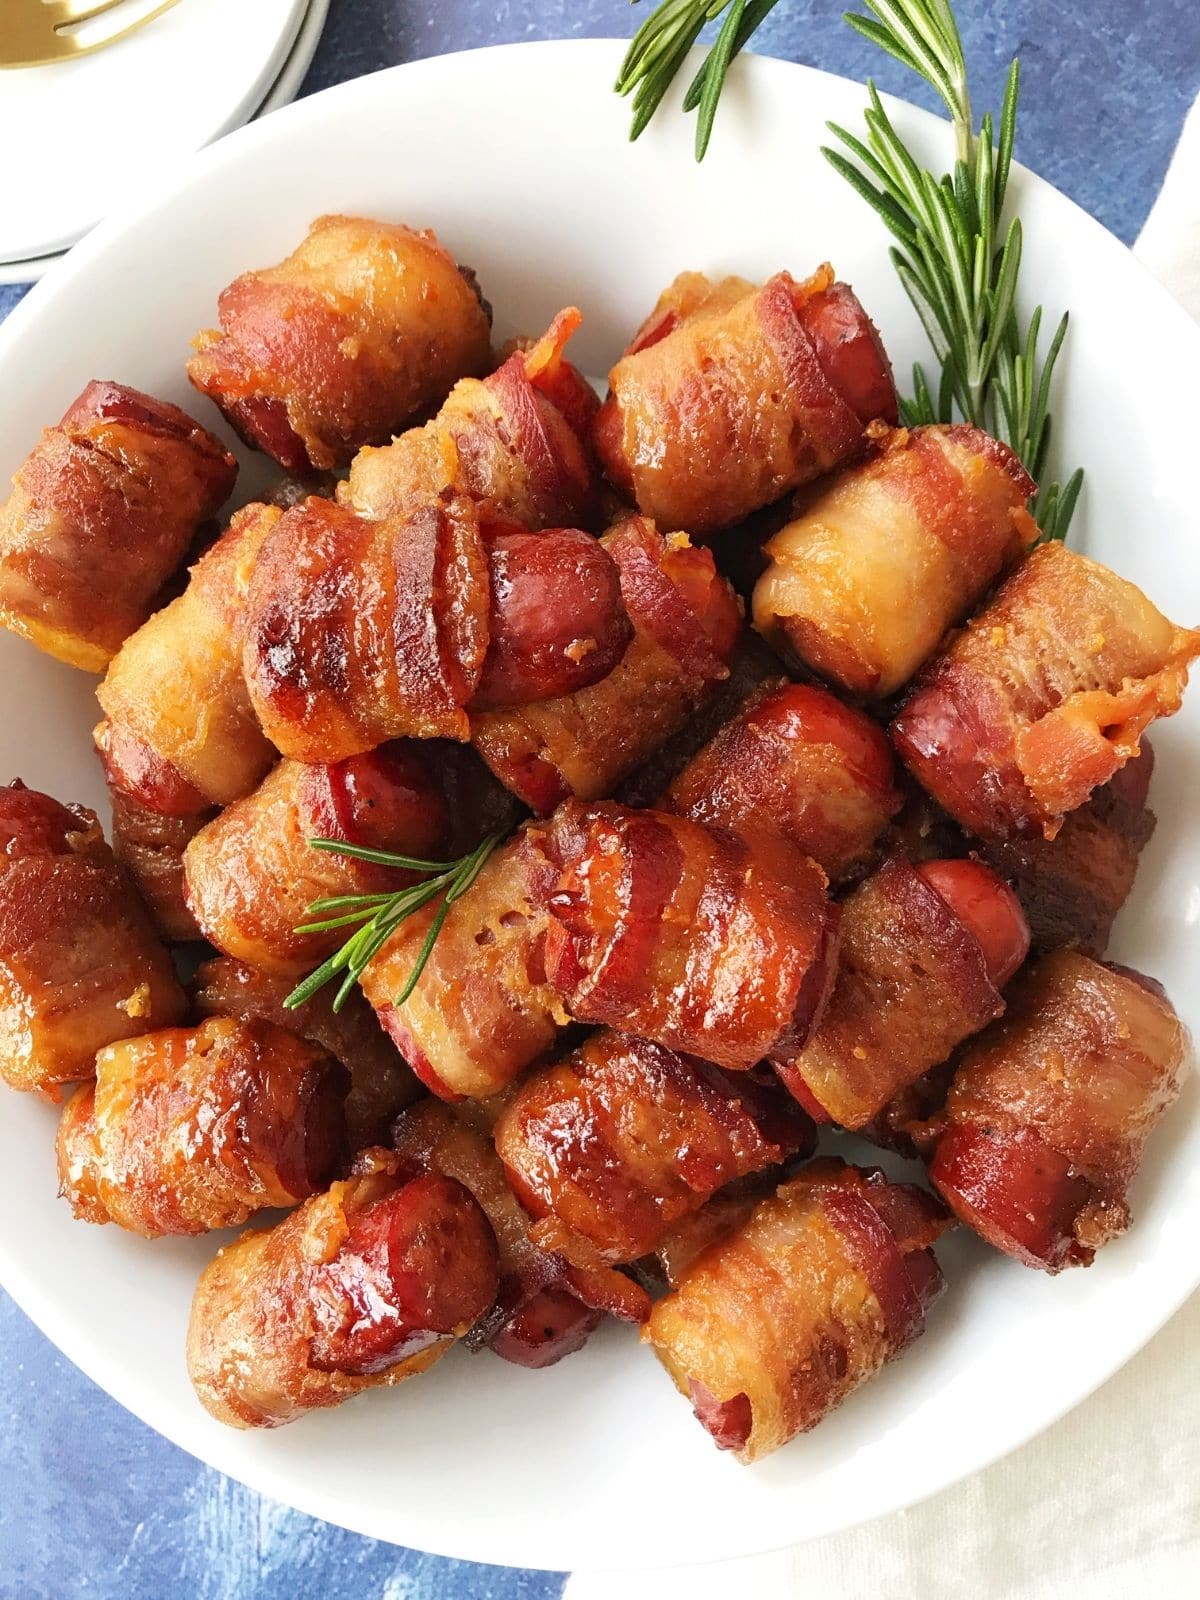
[0,215,1193,1461]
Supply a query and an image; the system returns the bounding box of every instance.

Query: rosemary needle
[283,832,503,1014]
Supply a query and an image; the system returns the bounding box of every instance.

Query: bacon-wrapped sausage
[107,788,210,942]
[343,309,598,530]
[183,746,447,978]
[544,803,837,1072]
[0,783,186,1097]
[495,1032,815,1267]
[187,1156,499,1428]
[187,215,492,475]
[774,856,1028,1128]
[242,495,629,759]
[593,267,896,537]
[663,680,901,882]
[472,517,742,813]
[974,747,1156,957]
[893,542,1200,838]
[56,1017,347,1236]
[392,1100,647,1366]
[644,1161,949,1461]
[361,823,565,1100]
[193,956,420,1153]
[95,503,281,815]
[929,952,1186,1271]
[753,424,1038,698]
[0,382,236,672]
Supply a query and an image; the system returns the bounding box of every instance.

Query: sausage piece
[753,424,1039,698]
[593,267,896,537]
[0,382,235,671]
[929,952,1186,1270]
[893,542,1200,839]
[0,782,185,1097]
[183,745,447,978]
[188,215,492,474]
[495,1031,815,1266]
[95,503,282,814]
[774,856,1028,1128]
[662,680,901,882]
[57,1017,347,1236]
[471,517,742,813]
[187,1158,499,1427]
[342,308,598,530]
[543,803,838,1072]
[193,956,420,1155]
[644,1161,950,1461]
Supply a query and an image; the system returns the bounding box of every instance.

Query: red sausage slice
[916,858,1030,987]
[470,528,632,711]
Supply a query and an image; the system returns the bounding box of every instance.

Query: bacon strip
[0,782,186,1097]
[57,1017,347,1236]
[107,788,210,942]
[183,745,447,978]
[186,1157,499,1427]
[192,956,420,1155]
[644,1161,949,1461]
[471,517,741,813]
[974,746,1156,957]
[893,542,1200,838]
[188,215,492,474]
[930,951,1187,1270]
[342,308,598,531]
[754,423,1038,698]
[360,823,566,1100]
[96,502,282,814]
[593,267,896,537]
[543,803,838,1072]
[0,381,236,672]
[495,1032,815,1266]
[774,856,1024,1128]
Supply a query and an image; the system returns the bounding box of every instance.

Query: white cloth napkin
[565,96,1200,1600]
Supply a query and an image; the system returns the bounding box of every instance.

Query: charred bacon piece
[892,542,1200,839]
[0,382,235,671]
[593,267,896,537]
[645,1160,950,1461]
[930,951,1186,1270]
[187,1156,499,1427]
[188,215,492,474]
[57,1017,347,1236]
[0,782,185,1097]
[754,423,1038,699]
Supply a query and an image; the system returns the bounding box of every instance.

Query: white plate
[0,0,308,263]
[0,39,1197,1573]
[0,0,329,288]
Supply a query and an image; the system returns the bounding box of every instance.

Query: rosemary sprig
[614,0,1084,540]
[283,833,502,1014]
[616,0,784,159]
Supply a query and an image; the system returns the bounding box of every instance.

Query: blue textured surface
[0,2,1197,1595]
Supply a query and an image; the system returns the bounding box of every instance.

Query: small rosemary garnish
[283,833,502,1014]
[615,0,1084,540]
